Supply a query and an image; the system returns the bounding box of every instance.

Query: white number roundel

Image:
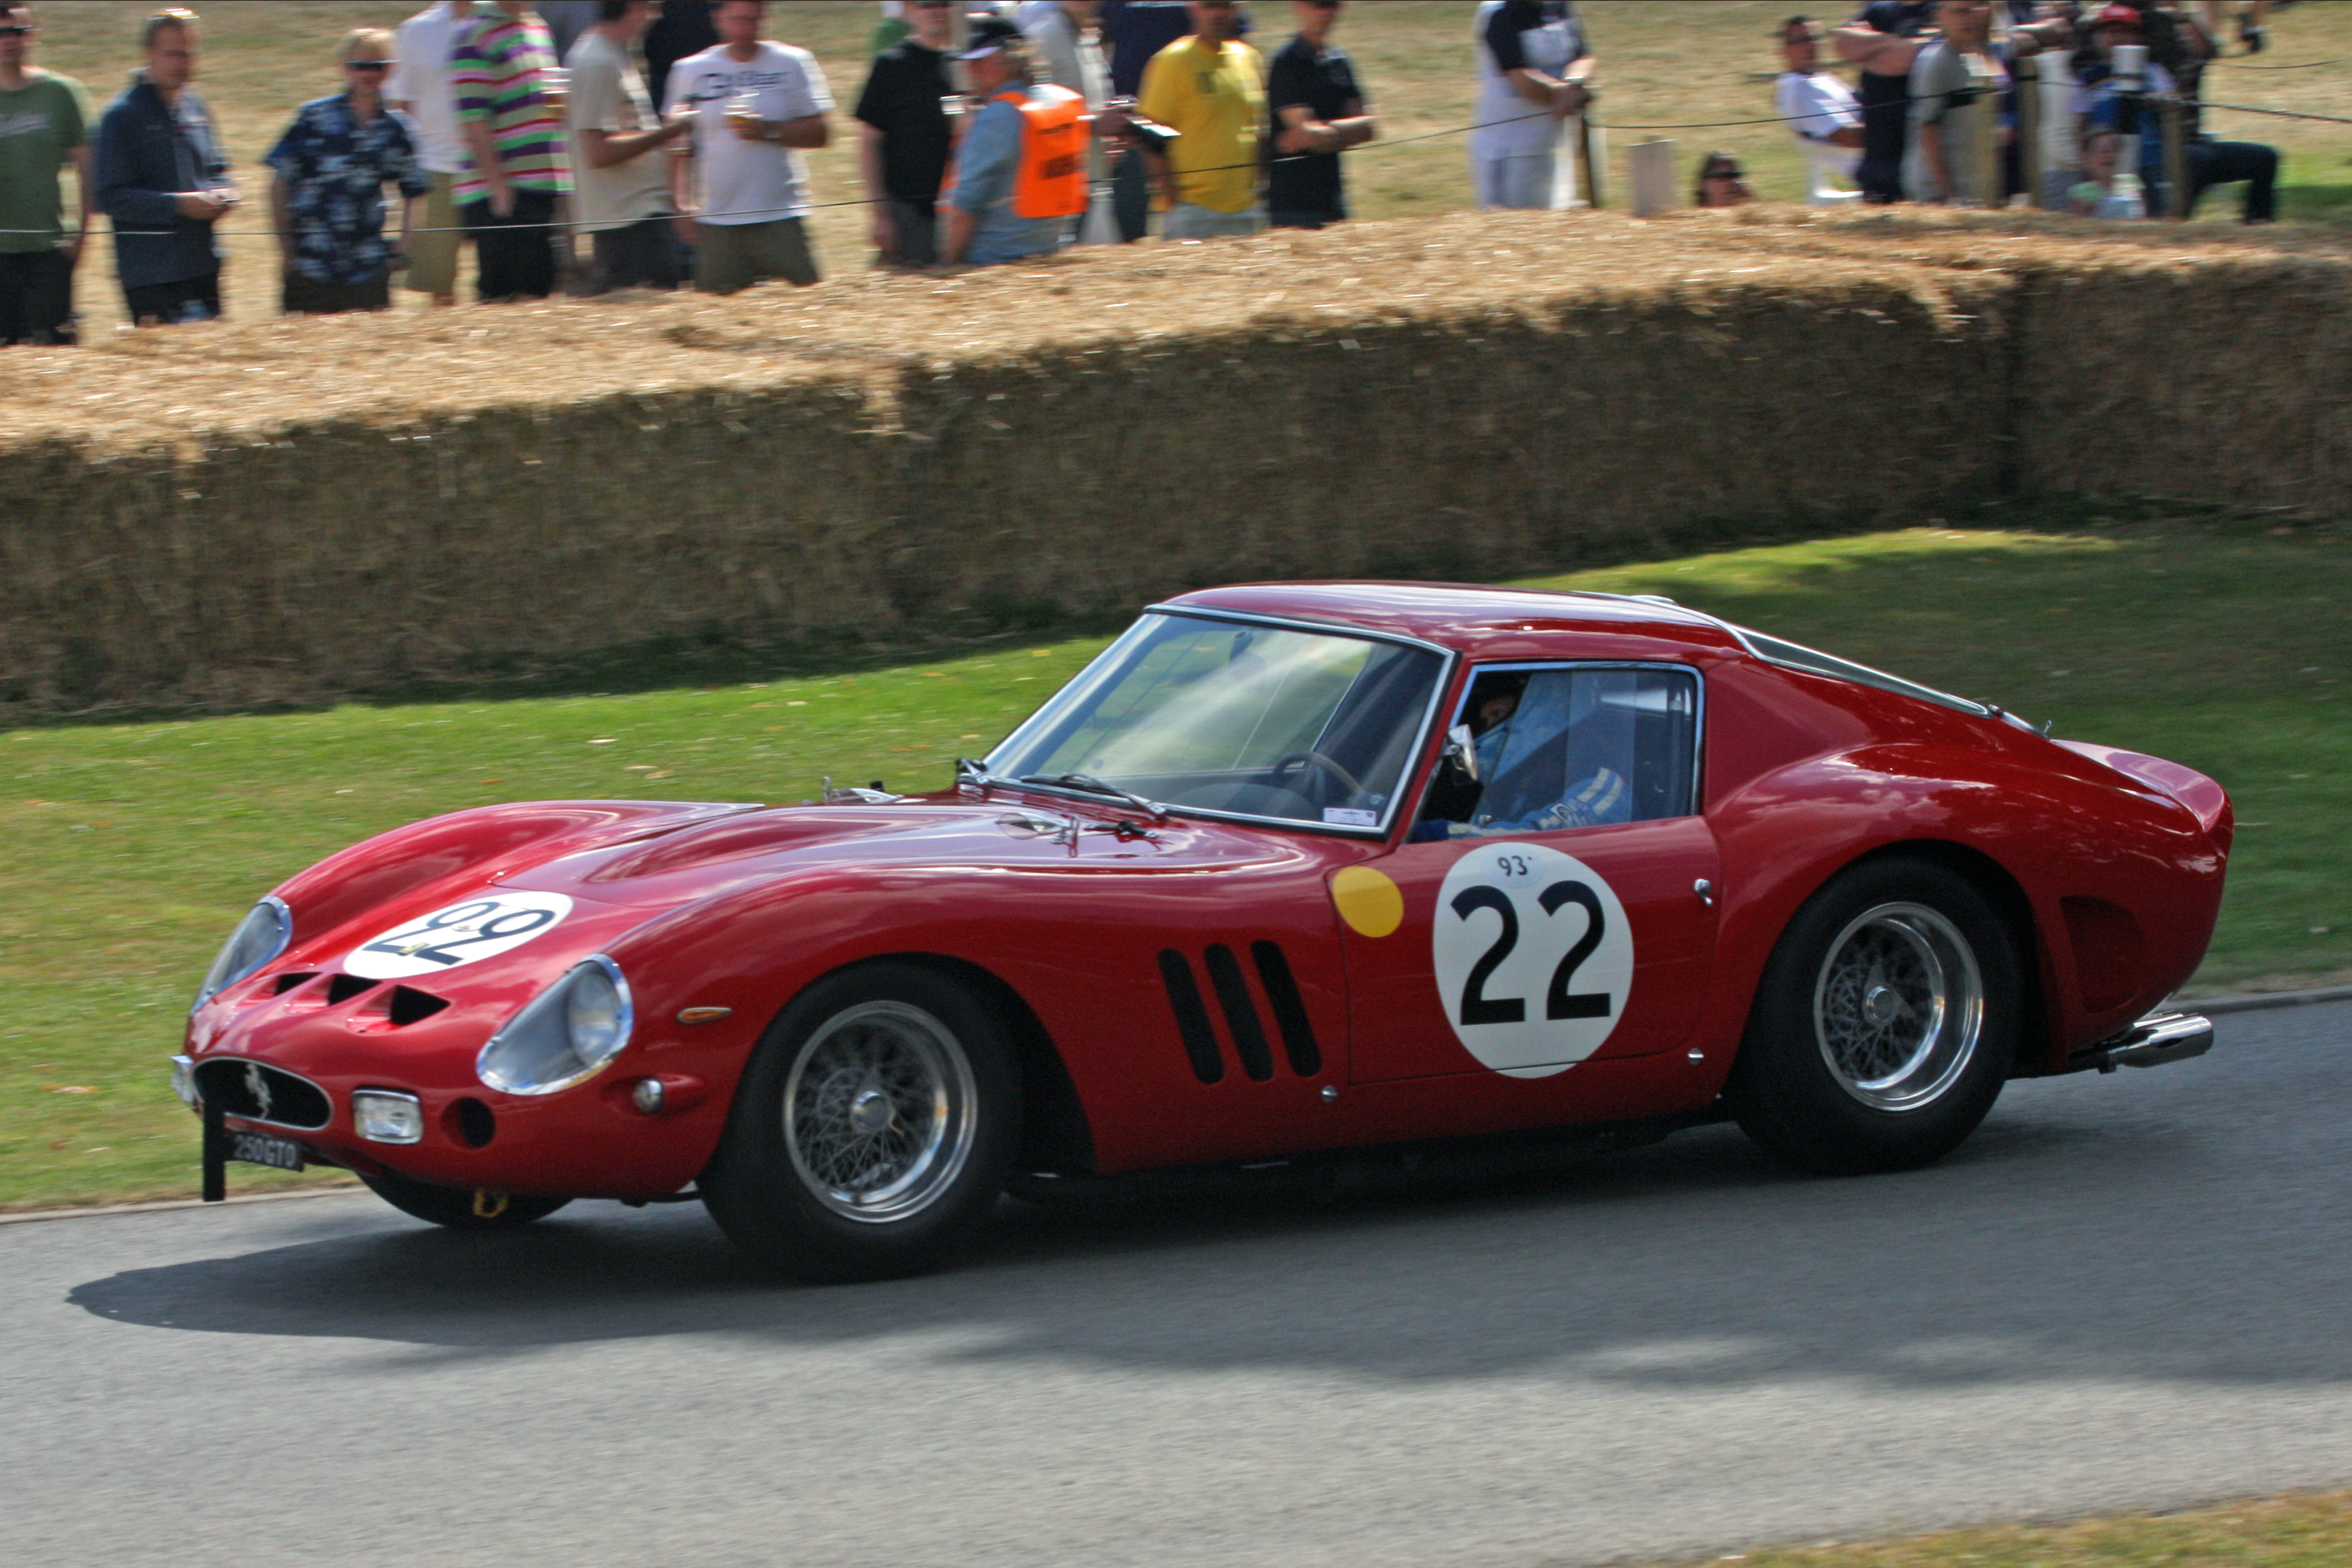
[345,891,575,981]
[1432,843,1633,1078]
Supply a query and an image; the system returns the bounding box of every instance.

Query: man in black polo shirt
[853,0,953,265]
[1833,0,1933,204]
[1266,0,1374,230]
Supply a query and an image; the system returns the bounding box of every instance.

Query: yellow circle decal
[1331,865,1405,939]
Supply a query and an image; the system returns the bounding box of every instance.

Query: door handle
[1694,878,1715,907]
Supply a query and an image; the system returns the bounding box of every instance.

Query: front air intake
[192,1057,333,1131]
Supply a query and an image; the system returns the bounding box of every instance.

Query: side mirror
[1443,724,1480,781]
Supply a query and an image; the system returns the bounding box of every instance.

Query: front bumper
[2066,1011,2215,1074]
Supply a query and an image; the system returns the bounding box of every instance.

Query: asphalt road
[7,1001,2351,1568]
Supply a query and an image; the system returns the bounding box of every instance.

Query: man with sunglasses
[0,3,92,345]
[264,29,430,314]
[1267,0,1374,230]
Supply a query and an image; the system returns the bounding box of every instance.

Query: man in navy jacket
[93,8,236,324]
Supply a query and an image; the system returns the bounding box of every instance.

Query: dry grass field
[21,0,2352,335]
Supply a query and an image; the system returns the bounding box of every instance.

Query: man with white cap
[942,13,1082,266]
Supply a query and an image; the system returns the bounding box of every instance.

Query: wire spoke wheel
[783,1000,978,1224]
[1812,901,1984,1112]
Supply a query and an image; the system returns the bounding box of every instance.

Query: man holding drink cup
[93,7,237,325]
[666,0,832,293]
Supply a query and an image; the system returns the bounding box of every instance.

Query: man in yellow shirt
[1135,0,1264,239]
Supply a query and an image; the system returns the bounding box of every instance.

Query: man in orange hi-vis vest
[941,14,1086,266]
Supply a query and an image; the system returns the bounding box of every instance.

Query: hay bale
[0,207,2342,716]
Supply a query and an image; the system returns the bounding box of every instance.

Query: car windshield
[987,613,1446,831]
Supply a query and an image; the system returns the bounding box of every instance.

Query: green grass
[3,515,2345,1211]
[1652,1489,2352,1568]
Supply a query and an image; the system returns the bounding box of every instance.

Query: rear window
[1731,629,1988,717]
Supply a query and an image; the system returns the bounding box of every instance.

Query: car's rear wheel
[1728,857,2021,1175]
[361,1169,572,1229]
[701,962,1021,1283]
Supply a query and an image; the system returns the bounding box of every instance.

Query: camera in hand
[1122,111,1180,153]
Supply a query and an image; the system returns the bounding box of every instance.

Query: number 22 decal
[1449,880,1611,1026]
[1431,843,1634,1076]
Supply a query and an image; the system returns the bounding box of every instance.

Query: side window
[1416,665,1699,840]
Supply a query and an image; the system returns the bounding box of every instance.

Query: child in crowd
[2068,126,2143,218]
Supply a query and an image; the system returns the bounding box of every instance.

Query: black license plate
[228,1132,305,1172]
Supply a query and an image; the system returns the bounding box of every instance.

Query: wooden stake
[2161,96,2190,220]
[2015,54,2041,209]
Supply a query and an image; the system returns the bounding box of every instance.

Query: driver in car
[1414,670,1633,840]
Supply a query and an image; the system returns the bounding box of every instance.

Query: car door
[1336,662,1721,1083]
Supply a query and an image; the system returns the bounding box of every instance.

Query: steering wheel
[1268,750,1367,806]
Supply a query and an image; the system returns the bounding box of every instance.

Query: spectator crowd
[0,0,2296,345]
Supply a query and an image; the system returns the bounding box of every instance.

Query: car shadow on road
[64,1075,2352,1391]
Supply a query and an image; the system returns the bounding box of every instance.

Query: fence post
[1579,110,1607,209]
[2014,54,2040,209]
[2161,96,2190,219]
[1967,52,2001,207]
[1628,138,1675,217]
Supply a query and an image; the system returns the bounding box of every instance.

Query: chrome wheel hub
[783,1001,977,1224]
[1813,902,1985,1113]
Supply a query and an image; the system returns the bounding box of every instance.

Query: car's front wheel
[701,962,1021,1283]
[361,1169,572,1229]
[1728,857,2022,1175]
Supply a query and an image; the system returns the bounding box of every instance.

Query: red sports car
[175,583,2227,1280]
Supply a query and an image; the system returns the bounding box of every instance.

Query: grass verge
[1658,1491,2352,1567]
[3,514,2342,1210]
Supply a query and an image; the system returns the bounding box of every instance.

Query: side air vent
[1204,945,1275,1082]
[1157,950,1224,1085]
[1250,941,1322,1077]
[325,973,380,1005]
[192,1057,333,1132]
[386,986,451,1027]
[272,972,320,995]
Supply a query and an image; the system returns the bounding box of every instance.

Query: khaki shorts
[405,171,463,295]
[694,217,821,295]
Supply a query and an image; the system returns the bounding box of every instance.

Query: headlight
[352,1090,424,1145]
[192,897,292,1012]
[475,956,634,1096]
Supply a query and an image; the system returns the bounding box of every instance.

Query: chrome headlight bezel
[475,956,635,1096]
[191,896,293,1014]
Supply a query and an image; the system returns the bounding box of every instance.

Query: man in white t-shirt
[665,0,831,293]
[568,0,693,290]
[1469,0,1593,211]
[1774,16,1861,200]
[386,0,476,305]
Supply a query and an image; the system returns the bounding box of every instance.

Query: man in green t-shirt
[0,2,91,344]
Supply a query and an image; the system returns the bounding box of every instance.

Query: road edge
[4,985,2344,1227]
[0,1182,367,1227]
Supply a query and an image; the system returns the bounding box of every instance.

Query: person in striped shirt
[450,0,572,299]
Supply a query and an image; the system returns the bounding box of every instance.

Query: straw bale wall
[1,207,2343,714]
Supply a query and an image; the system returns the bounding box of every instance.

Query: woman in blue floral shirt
[265,29,432,315]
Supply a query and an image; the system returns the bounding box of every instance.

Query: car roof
[1160,581,1748,661]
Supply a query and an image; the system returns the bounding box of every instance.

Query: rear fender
[1694,743,2226,1080]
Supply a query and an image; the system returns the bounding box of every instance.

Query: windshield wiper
[1018,773,1168,822]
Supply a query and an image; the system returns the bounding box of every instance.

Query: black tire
[361,1169,572,1229]
[701,962,1022,1283]
[1726,857,2022,1176]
